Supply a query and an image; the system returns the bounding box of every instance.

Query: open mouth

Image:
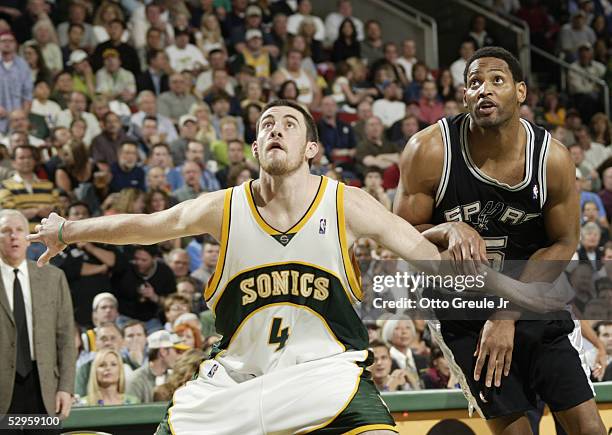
[476,99,497,115]
[267,141,284,151]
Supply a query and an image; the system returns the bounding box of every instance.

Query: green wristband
[58,221,66,245]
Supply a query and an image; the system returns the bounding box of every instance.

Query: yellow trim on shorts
[204,188,233,301]
[226,301,346,353]
[337,183,363,301]
[342,424,399,434]
[210,260,354,313]
[298,361,365,434]
[245,176,328,235]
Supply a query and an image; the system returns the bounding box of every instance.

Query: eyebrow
[260,114,301,125]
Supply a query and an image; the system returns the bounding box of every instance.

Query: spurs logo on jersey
[443,200,542,232]
[203,176,368,376]
[433,114,551,265]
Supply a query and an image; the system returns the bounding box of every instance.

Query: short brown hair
[163,293,191,314]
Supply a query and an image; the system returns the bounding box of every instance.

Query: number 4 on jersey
[268,317,290,351]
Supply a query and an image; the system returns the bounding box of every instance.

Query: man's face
[571,265,595,297]
[464,57,525,128]
[0,33,15,55]
[298,0,312,14]
[175,34,189,49]
[151,146,170,166]
[104,55,120,73]
[68,204,90,220]
[181,121,198,140]
[9,111,28,133]
[321,97,337,118]
[273,14,288,34]
[118,144,138,169]
[220,122,238,142]
[286,52,302,71]
[402,39,416,58]
[69,93,87,113]
[371,345,392,381]
[69,4,86,23]
[228,142,244,163]
[570,146,584,165]
[53,128,71,148]
[147,29,162,49]
[365,117,383,141]
[364,172,382,190]
[177,281,196,299]
[599,325,612,354]
[139,94,156,114]
[254,106,313,176]
[575,129,591,147]
[186,142,205,163]
[123,324,146,350]
[182,162,201,187]
[460,41,475,60]
[384,44,398,62]
[422,81,438,101]
[166,301,189,323]
[209,52,226,70]
[169,252,189,277]
[95,299,118,324]
[34,81,50,100]
[141,119,158,140]
[104,114,122,135]
[583,203,599,222]
[202,243,219,268]
[357,102,372,120]
[401,117,419,137]
[603,168,612,192]
[68,25,84,45]
[96,326,123,351]
[583,230,601,250]
[9,133,27,149]
[170,75,186,94]
[108,22,124,42]
[133,249,154,274]
[147,167,166,188]
[247,35,263,51]
[13,147,35,175]
[212,99,230,116]
[160,347,179,369]
[0,214,28,266]
[366,22,381,40]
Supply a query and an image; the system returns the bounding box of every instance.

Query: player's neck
[256,169,317,207]
[468,115,524,158]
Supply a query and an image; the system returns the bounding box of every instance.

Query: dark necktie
[13,268,32,377]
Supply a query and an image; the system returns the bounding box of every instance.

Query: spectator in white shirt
[287,0,326,42]
[165,28,207,74]
[449,40,475,88]
[95,48,136,103]
[31,80,61,128]
[372,80,405,128]
[324,0,364,45]
[396,39,418,83]
[574,125,612,171]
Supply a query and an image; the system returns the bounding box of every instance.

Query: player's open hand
[474,319,515,388]
[26,212,67,267]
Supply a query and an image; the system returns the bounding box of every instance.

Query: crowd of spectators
[1,0,612,406]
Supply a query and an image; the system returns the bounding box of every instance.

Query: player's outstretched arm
[346,186,570,312]
[26,189,227,266]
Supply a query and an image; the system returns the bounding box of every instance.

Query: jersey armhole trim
[435,118,452,207]
[337,182,363,301]
[204,188,233,301]
[538,131,551,208]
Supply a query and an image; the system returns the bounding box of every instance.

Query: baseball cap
[67,49,88,66]
[245,29,263,41]
[246,5,262,16]
[92,292,118,310]
[173,312,199,328]
[147,330,190,350]
[102,48,120,59]
[179,114,197,127]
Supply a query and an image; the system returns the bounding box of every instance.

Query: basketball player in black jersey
[395,47,605,434]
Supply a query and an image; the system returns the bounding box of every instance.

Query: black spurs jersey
[432,113,552,269]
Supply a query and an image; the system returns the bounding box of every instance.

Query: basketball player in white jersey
[30,100,569,434]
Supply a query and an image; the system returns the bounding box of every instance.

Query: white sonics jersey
[204,176,369,377]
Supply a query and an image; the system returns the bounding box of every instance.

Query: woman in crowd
[436,68,455,102]
[174,323,204,350]
[190,102,218,145]
[381,318,427,390]
[78,349,140,406]
[51,71,75,109]
[591,112,612,146]
[331,18,360,64]
[240,80,266,110]
[145,188,180,251]
[30,19,63,74]
[421,347,457,389]
[297,17,325,65]
[242,102,262,144]
[543,89,566,127]
[103,187,146,215]
[22,42,53,85]
[195,14,225,56]
[277,80,300,102]
[56,141,106,209]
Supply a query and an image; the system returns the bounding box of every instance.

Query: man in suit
[136,49,170,96]
[0,209,75,434]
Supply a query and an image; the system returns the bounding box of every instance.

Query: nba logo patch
[532,184,539,200]
[319,218,327,234]
[207,363,219,378]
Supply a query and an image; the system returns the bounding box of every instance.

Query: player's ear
[516,81,527,104]
[462,87,468,108]
[251,140,259,158]
[305,141,318,160]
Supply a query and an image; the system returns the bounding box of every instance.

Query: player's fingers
[494,355,504,387]
[485,350,498,388]
[459,243,474,275]
[474,345,488,381]
[26,233,42,242]
[503,347,512,377]
[37,248,53,267]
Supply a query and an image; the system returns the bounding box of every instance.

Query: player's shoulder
[401,122,445,165]
[545,137,574,173]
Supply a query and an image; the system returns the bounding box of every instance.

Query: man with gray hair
[129,91,178,143]
[0,209,75,427]
[578,221,604,270]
